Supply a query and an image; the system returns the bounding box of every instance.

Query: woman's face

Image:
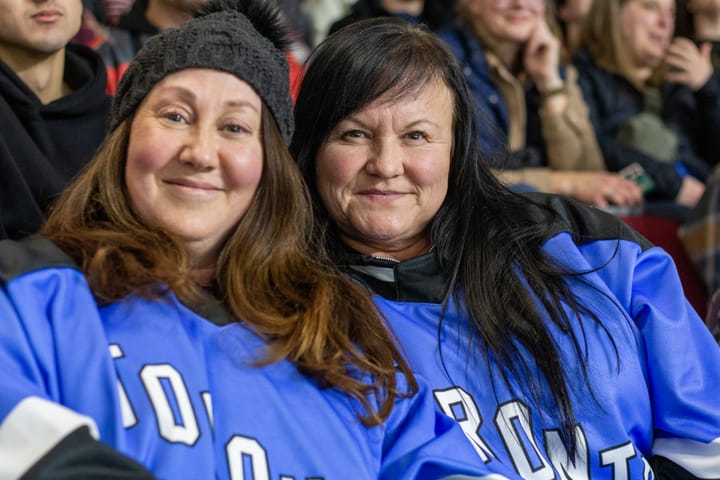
[464,0,546,44]
[315,79,454,261]
[620,0,675,68]
[126,68,264,266]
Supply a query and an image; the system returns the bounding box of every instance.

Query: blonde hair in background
[580,0,667,87]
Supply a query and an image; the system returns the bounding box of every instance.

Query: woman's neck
[340,235,432,262]
[0,46,68,104]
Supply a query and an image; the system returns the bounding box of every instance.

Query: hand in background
[550,171,644,207]
[675,175,705,207]
[524,19,562,92]
[665,37,714,91]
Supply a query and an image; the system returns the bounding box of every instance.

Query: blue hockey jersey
[341,194,720,480]
[0,236,522,479]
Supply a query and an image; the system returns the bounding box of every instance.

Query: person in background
[675,0,720,69]
[328,0,456,35]
[437,0,643,208]
[87,0,201,93]
[556,0,592,54]
[0,0,111,240]
[292,17,720,479]
[575,0,720,209]
[0,2,518,478]
[80,0,307,98]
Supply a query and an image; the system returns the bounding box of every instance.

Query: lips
[32,9,62,22]
[164,178,223,192]
[356,189,407,204]
[359,188,403,195]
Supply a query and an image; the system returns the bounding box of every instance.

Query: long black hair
[291,18,610,450]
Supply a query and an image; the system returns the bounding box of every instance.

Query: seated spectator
[80,0,307,98]
[437,0,643,207]
[0,1,516,478]
[575,0,720,208]
[0,0,111,240]
[291,17,720,477]
[329,0,456,36]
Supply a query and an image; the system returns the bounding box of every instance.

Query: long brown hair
[43,103,417,426]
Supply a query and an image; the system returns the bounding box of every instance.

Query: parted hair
[43,93,416,427]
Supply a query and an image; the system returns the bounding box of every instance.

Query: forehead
[623,0,675,10]
[147,68,262,105]
[367,77,454,115]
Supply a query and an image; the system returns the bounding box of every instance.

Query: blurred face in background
[0,0,82,61]
[620,0,675,68]
[464,0,547,44]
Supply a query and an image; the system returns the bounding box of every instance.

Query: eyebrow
[156,85,260,113]
[340,117,442,134]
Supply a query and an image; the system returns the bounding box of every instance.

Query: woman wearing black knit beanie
[0,0,525,478]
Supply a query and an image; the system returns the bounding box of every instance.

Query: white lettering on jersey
[226,435,270,480]
[109,344,138,428]
[201,391,213,430]
[496,401,554,479]
[544,427,590,480]
[433,387,495,462]
[140,364,200,445]
[599,442,636,480]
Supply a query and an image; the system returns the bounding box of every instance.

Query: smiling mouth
[357,190,406,202]
[32,10,62,22]
[164,179,222,192]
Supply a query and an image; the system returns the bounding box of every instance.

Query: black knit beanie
[108,0,294,144]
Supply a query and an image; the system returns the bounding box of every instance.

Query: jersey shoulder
[0,236,78,285]
[524,192,652,250]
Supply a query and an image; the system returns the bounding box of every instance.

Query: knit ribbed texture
[109,10,293,143]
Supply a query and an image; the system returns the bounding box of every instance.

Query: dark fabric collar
[337,248,448,303]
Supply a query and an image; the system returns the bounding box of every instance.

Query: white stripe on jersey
[653,436,720,478]
[0,396,99,478]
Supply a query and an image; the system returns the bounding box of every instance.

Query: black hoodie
[0,43,111,240]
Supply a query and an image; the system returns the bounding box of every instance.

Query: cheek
[413,157,451,206]
[316,149,355,193]
[126,136,168,181]
[125,135,170,208]
[223,147,264,194]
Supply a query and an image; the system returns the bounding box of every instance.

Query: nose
[365,137,404,178]
[657,6,674,28]
[178,125,217,170]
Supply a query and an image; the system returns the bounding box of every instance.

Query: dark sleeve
[652,455,705,480]
[20,427,155,480]
[666,71,720,178]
